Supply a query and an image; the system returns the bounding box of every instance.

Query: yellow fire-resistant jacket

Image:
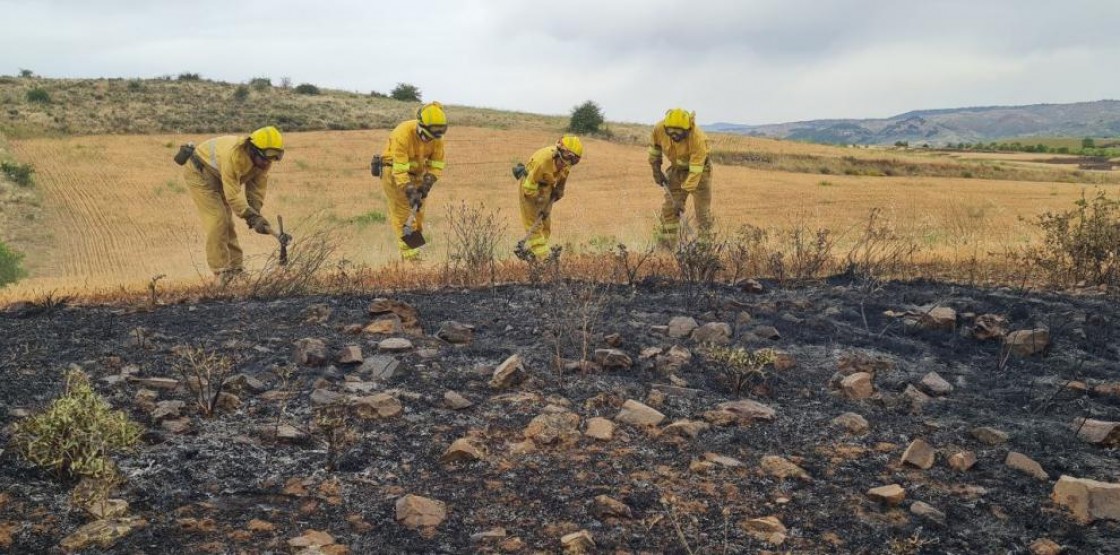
[522,146,570,199]
[193,136,268,218]
[381,120,446,187]
[648,122,709,191]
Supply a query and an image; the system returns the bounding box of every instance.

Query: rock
[972,426,1009,445]
[161,417,191,434]
[441,437,486,463]
[359,355,399,381]
[760,455,810,481]
[667,316,699,339]
[490,354,525,389]
[247,519,276,532]
[740,516,787,546]
[645,388,666,408]
[585,417,615,441]
[590,495,632,519]
[133,389,158,413]
[395,494,447,529]
[770,350,796,370]
[662,419,710,440]
[275,424,308,441]
[311,388,345,407]
[604,333,623,347]
[288,529,335,548]
[363,317,401,335]
[150,400,185,422]
[910,501,946,525]
[920,372,954,396]
[1005,329,1050,357]
[703,399,776,426]
[1006,451,1049,480]
[840,372,874,400]
[444,391,474,410]
[470,527,508,542]
[337,345,363,365]
[692,322,732,345]
[594,349,633,369]
[560,530,595,552]
[524,412,581,445]
[226,374,267,393]
[342,381,375,394]
[83,498,130,520]
[972,314,1008,340]
[436,321,474,344]
[752,325,781,340]
[703,452,745,467]
[1094,382,1120,398]
[128,376,179,390]
[654,345,692,373]
[948,451,977,472]
[59,518,148,552]
[368,299,423,335]
[378,338,413,353]
[831,412,869,434]
[352,393,403,419]
[639,346,663,359]
[615,399,665,427]
[303,304,332,323]
[867,484,906,506]
[1029,538,1063,555]
[1052,475,1120,523]
[741,279,765,293]
[903,385,932,410]
[293,338,329,367]
[1073,418,1120,446]
[901,439,936,470]
[735,311,753,326]
[651,383,702,399]
[907,305,956,331]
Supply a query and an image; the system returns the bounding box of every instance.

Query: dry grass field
[1,124,1113,300]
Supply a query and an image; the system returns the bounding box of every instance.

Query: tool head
[400,228,426,249]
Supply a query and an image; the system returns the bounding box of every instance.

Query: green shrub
[249,77,272,91]
[10,369,142,479]
[294,83,321,95]
[177,72,201,81]
[1,160,34,187]
[369,90,387,98]
[702,346,776,396]
[1021,190,1120,286]
[349,210,386,226]
[390,83,421,102]
[26,88,50,104]
[568,100,604,134]
[233,85,250,102]
[0,240,27,286]
[127,79,143,92]
[19,68,34,78]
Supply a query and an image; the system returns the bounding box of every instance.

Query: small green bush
[177,72,201,81]
[1021,190,1120,286]
[369,90,387,98]
[0,240,27,286]
[127,79,143,92]
[249,77,272,91]
[233,85,250,102]
[19,69,34,78]
[568,100,605,134]
[26,88,50,104]
[349,210,386,226]
[294,83,321,95]
[390,83,422,102]
[10,369,142,479]
[1,160,34,187]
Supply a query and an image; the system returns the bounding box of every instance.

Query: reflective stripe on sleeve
[428,160,446,169]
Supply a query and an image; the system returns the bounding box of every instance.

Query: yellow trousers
[381,172,424,259]
[184,164,243,274]
[659,163,713,240]
[519,182,553,258]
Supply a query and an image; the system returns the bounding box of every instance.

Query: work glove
[246,214,272,235]
[681,178,698,193]
[405,184,423,209]
[420,173,437,199]
[652,165,668,187]
[550,187,564,203]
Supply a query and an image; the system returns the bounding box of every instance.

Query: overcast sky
[2,0,1118,125]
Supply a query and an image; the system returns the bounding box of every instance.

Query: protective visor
[558,148,581,165]
[252,145,285,161]
[419,124,447,139]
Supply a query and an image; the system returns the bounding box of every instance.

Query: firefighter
[377,102,447,260]
[516,135,583,260]
[649,108,712,244]
[182,126,284,281]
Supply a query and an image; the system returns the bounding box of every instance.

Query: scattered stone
[59,518,148,552]
[920,372,954,396]
[444,391,474,410]
[972,314,1008,340]
[128,376,179,390]
[639,346,663,359]
[1005,329,1050,357]
[150,400,185,422]
[247,519,276,532]
[949,451,978,472]
[134,389,158,413]
[275,424,308,441]
[1073,418,1119,446]
[395,495,447,530]
[667,316,699,339]
[741,516,787,546]
[840,372,874,400]
[441,437,486,464]
[368,299,423,335]
[1094,382,1120,398]
[1006,451,1049,480]
[470,528,508,542]
[288,529,335,548]
[342,381,375,394]
[303,304,332,323]
[770,350,797,370]
[594,349,633,369]
[260,389,299,402]
[752,325,781,340]
[654,345,692,373]
[310,388,345,407]
[741,278,765,293]
[83,498,130,520]
[490,354,525,389]
[585,417,615,441]
[867,484,906,506]
[161,417,191,434]
[604,333,623,347]
[909,305,957,331]
[903,385,932,410]
[910,501,946,525]
[352,393,403,420]
[972,426,1009,445]
[736,311,753,326]
[760,455,811,481]
[703,399,776,426]
[901,439,936,470]
[692,322,732,345]
[590,495,632,519]
[337,345,363,365]
[1029,538,1063,555]
[378,338,413,353]
[524,412,581,445]
[436,321,474,344]
[560,530,595,552]
[293,338,329,367]
[363,317,401,335]
[662,419,710,440]
[359,355,399,381]
[226,374,267,394]
[831,412,869,434]
[615,399,665,427]
[651,383,702,399]
[1051,475,1120,523]
[703,452,745,467]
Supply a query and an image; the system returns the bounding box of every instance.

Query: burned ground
[1,279,1118,554]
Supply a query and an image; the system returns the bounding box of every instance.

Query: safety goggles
[666,127,688,139]
[419,125,447,139]
[558,149,581,165]
[251,145,284,161]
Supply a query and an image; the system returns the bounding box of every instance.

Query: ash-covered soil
[1,279,1118,554]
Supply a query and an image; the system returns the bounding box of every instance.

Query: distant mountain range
[706,100,1120,146]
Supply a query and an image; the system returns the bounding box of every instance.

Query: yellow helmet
[556,135,583,164]
[662,108,692,130]
[248,126,284,160]
[417,102,448,139]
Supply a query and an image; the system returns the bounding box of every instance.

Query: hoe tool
[514,194,559,262]
[401,196,427,249]
[272,215,292,266]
